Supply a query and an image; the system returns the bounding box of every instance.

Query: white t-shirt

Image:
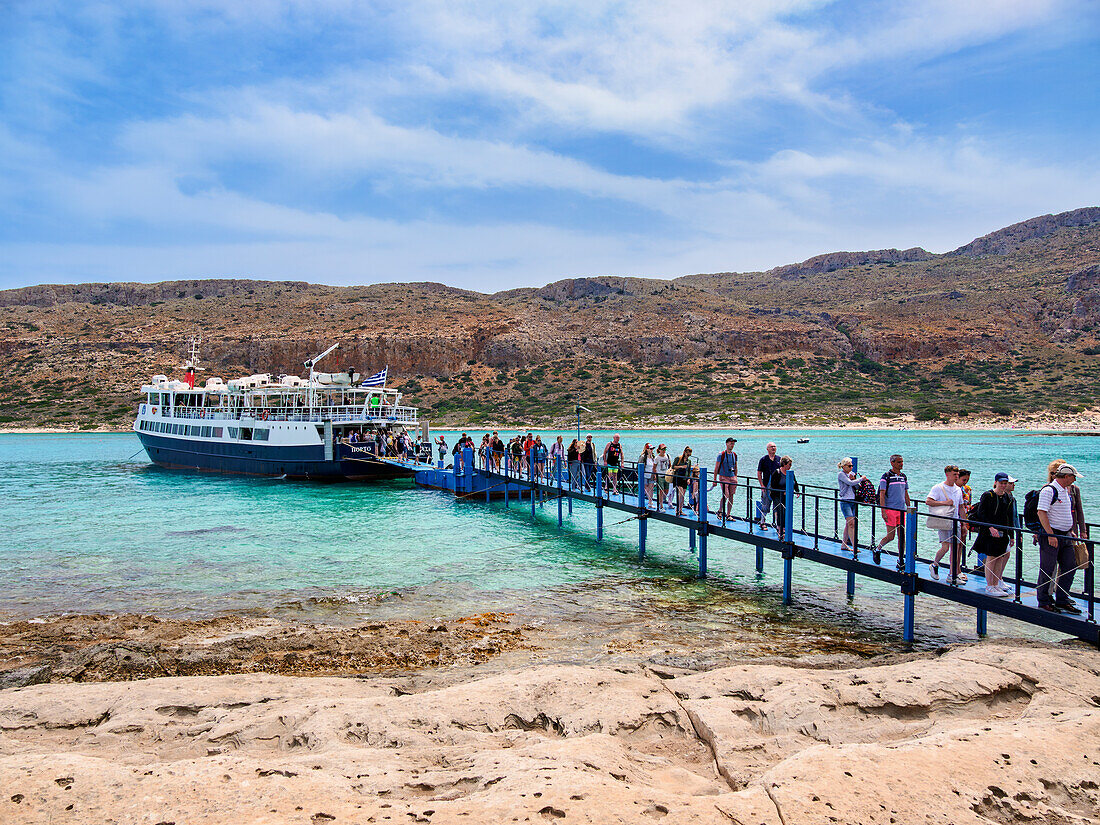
[1038,482,1074,531]
[929,482,964,515]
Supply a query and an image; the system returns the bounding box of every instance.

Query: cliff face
[0,210,1098,428]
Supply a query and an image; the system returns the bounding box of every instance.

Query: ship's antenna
[180,335,206,389]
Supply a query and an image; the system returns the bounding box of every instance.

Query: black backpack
[1023,484,1059,532]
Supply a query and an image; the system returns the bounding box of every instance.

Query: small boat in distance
[133,340,420,480]
[797,437,810,444]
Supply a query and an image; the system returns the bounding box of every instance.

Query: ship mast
[181,336,205,389]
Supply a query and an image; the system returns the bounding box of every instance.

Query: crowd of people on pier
[423,430,1091,614]
[835,453,1089,609]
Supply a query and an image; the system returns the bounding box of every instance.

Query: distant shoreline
[2,418,1099,436]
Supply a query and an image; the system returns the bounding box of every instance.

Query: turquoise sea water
[2,429,1097,647]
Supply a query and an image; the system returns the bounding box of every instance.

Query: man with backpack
[603,434,624,496]
[712,437,739,521]
[1033,464,1084,613]
[873,454,910,568]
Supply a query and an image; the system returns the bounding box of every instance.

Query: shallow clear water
[2,429,1097,649]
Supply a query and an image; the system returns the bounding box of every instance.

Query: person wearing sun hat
[1036,463,1084,613]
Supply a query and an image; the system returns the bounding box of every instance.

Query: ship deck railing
[157,405,419,424]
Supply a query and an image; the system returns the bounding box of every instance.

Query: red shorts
[883,508,903,528]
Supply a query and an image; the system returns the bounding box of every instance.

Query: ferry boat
[133,342,422,479]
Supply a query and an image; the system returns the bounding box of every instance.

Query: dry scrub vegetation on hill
[1,208,1099,430]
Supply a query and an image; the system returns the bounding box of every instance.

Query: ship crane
[305,343,340,414]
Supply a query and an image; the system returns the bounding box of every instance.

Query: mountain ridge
[1,208,1098,429]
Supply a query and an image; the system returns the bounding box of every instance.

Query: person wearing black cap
[712,437,739,521]
[970,472,1016,597]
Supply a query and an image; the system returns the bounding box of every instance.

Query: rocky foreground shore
[2,640,1098,824]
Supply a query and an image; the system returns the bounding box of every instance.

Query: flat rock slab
[1,646,1098,823]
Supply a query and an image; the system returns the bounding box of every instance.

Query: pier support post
[557,457,563,527]
[698,468,708,579]
[756,544,764,573]
[596,467,603,543]
[903,508,918,643]
[689,528,696,552]
[847,459,857,597]
[977,608,987,637]
[530,450,536,520]
[638,465,647,560]
[782,469,794,605]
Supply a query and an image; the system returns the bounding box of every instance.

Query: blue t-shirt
[716,450,738,477]
[878,471,909,510]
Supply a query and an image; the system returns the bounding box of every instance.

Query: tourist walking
[969,472,1016,597]
[757,442,781,529]
[837,457,865,555]
[672,447,693,517]
[873,454,911,567]
[532,436,548,481]
[768,456,798,533]
[603,434,623,497]
[639,444,656,506]
[654,444,672,510]
[927,465,967,583]
[549,435,565,479]
[1036,464,1084,613]
[567,438,581,488]
[712,438,739,521]
[580,435,597,490]
[435,434,447,465]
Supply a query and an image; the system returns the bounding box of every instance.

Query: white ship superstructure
[133,341,420,479]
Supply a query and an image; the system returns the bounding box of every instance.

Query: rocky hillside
[1,208,1098,429]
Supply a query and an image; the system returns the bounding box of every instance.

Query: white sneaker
[996,583,1013,595]
[929,563,939,580]
[984,585,1010,598]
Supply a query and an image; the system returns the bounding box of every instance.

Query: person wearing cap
[969,472,1017,597]
[757,442,780,529]
[1036,463,1084,613]
[711,437,739,521]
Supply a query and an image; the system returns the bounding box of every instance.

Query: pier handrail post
[596,466,604,543]
[903,506,918,643]
[698,467,708,579]
[637,463,647,560]
[529,448,536,520]
[782,469,795,605]
[557,456,563,527]
[463,447,473,495]
[504,451,510,509]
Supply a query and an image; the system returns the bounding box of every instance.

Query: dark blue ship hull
[138,433,413,480]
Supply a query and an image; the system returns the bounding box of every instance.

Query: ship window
[240,427,252,440]
[160,393,170,406]
[253,428,270,442]
[213,427,223,438]
[229,427,239,439]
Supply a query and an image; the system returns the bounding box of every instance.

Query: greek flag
[361,366,388,387]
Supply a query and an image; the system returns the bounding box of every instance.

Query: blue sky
[1,0,1098,292]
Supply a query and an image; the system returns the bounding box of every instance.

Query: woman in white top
[638,444,656,507]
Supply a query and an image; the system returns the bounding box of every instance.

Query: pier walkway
[378,449,1098,647]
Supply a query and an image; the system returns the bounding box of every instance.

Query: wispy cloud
[0,0,1096,290]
